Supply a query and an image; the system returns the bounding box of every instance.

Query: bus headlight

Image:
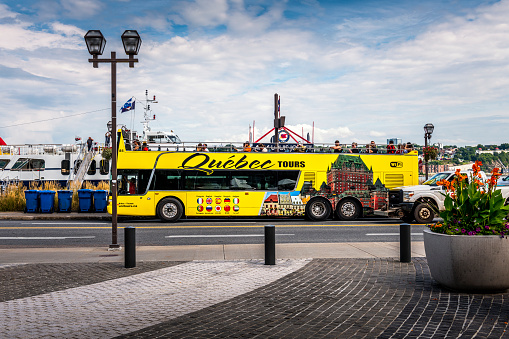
[403,191,414,202]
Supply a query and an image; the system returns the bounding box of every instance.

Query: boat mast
[140,90,158,141]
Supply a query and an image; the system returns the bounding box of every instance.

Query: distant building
[387,138,402,145]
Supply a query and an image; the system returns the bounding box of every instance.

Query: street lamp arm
[88,58,138,63]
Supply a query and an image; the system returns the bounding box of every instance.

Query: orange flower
[472,160,482,175]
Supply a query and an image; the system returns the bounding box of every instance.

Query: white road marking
[165,234,294,238]
[365,233,423,236]
[0,236,96,240]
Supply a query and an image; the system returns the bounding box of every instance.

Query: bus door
[117,169,155,216]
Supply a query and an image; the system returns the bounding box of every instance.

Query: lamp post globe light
[424,123,434,180]
[84,30,141,249]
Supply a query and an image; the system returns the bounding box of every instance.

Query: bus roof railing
[129,141,417,154]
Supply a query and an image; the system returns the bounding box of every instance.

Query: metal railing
[138,141,416,154]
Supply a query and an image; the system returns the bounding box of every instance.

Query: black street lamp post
[424,123,434,180]
[84,30,141,248]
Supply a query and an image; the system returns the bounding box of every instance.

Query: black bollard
[400,223,411,263]
[265,225,276,265]
[125,226,136,268]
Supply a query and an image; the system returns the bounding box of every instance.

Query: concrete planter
[424,229,509,292]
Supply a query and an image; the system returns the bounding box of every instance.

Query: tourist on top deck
[349,142,360,153]
[243,142,252,152]
[331,140,342,153]
[396,143,406,154]
[294,142,307,152]
[196,143,203,152]
[202,143,209,152]
[133,140,140,151]
[256,144,268,152]
[367,141,378,153]
[142,141,149,151]
[405,142,414,152]
[387,140,396,154]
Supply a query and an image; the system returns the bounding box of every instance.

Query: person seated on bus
[348,142,360,153]
[293,142,307,152]
[396,143,406,154]
[133,140,140,151]
[257,143,268,152]
[330,140,342,153]
[142,141,149,151]
[405,142,414,153]
[202,143,209,152]
[196,143,203,152]
[367,141,378,153]
[387,140,396,154]
[128,178,136,195]
[243,142,252,152]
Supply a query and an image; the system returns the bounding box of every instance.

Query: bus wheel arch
[305,197,332,221]
[336,198,362,221]
[157,197,184,222]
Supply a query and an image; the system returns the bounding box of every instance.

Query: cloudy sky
[0,0,508,147]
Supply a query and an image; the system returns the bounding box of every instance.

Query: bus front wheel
[305,198,331,221]
[157,198,183,222]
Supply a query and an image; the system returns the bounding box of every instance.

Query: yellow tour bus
[108,136,418,222]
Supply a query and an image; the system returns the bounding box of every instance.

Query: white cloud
[60,0,102,18]
[2,0,509,147]
[179,0,229,27]
[0,3,17,19]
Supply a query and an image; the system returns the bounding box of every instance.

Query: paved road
[0,218,428,247]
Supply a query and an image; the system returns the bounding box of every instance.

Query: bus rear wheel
[157,198,183,222]
[305,198,331,221]
[336,199,361,221]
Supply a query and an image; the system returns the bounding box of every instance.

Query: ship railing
[136,141,415,154]
[0,143,86,156]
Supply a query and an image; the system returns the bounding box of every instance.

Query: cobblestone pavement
[0,259,308,339]
[119,258,509,339]
[2,258,509,338]
[0,262,184,302]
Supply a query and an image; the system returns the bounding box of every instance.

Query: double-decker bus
[108,135,418,222]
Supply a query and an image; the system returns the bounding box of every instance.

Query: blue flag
[121,97,135,113]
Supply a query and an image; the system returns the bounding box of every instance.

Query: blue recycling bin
[93,190,108,213]
[77,189,93,212]
[57,190,73,213]
[39,190,56,213]
[24,190,40,213]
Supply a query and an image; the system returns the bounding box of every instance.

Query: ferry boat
[0,90,183,189]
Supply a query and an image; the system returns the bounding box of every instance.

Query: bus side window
[277,171,299,191]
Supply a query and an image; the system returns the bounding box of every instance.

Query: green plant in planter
[102,147,112,161]
[429,161,509,236]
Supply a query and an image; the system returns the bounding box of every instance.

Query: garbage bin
[93,190,108,212]
[77,189,93,212]
[40,190,56,213]
[24,190,40,213]
[57,190,73,213]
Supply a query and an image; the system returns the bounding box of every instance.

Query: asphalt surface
[1,211,509,338]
